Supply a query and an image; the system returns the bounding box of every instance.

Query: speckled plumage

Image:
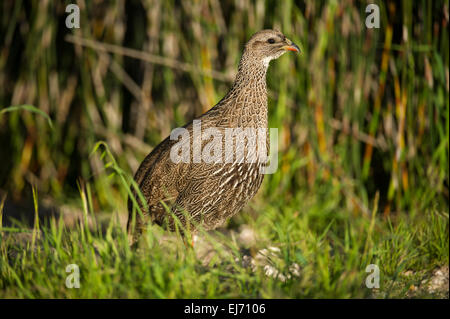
[127,30,299,244]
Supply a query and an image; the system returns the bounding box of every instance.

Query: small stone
[238,226,256,247]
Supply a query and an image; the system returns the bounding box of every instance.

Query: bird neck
[233,51,269,92]
[212,51,269,128]
[225,52,269,111]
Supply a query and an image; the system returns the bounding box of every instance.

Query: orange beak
[282,39,300,53]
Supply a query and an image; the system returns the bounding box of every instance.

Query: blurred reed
[0,0,448,216]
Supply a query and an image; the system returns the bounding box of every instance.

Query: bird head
[244,29,300,67]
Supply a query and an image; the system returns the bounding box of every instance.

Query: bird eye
[267,38,275,44]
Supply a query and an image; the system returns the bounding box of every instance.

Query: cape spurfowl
[128,30,300,244]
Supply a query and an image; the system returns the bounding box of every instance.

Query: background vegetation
[0,0,448,298]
